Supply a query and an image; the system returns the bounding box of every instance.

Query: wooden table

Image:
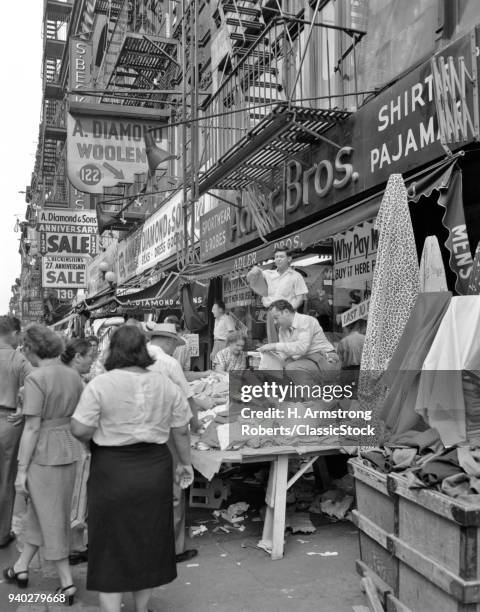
[191,445,343,560]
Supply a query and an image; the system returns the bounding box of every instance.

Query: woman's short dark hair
[86,335,99,346]
[104,325,154,371]
[61,339,92,365]
[24,325,65,359]
[268,299,295,313]
[214,299,226,311]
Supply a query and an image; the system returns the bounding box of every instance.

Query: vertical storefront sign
[69,37,93,103]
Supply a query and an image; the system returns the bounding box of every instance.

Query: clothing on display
[360,174,420,417]
[415,296,480,447]
[418,236,448,292]
[380,292,452,438]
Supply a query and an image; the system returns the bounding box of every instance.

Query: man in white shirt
[143,323,199,564]
[258,300,340,382]
[247,248,308,342]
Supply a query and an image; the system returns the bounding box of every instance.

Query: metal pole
[289,0,322,99]
[181,0,188,270]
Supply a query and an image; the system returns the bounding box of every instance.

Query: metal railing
[96,0,168,92]
[200,16,364,174]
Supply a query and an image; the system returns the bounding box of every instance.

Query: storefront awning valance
[117,273,179,309]
[179,193,384,282]
[182,153,466,284]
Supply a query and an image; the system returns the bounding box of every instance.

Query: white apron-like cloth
[419,236,448,292]
[415,296,480,447]
[359,174,420,420]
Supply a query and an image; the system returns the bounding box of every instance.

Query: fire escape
[175,0,366,272]
[95,0,181,233]
[39,0,72,207]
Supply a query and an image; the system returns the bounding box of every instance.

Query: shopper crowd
[0,316,195,612]
[0,288,363,612]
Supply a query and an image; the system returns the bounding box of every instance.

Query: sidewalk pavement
[0,520,365,612]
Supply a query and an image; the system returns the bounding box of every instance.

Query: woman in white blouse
[71,325,193,612]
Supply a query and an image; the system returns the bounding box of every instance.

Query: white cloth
[213,314,236,341]
[415,296,480,447]
[261,267,308,308]
[274,312,334,360]
[148,343,193,399]
[73,369,191,446]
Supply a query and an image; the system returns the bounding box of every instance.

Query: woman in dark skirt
[71,326,193,612]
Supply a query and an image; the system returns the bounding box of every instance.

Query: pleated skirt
[86,442,176,593]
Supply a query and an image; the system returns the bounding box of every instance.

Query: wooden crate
[350,457,480,612]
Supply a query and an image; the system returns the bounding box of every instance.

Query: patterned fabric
[360,174,419,419]
[214,348,247,372]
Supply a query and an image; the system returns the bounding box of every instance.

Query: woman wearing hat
[71,325,193,612]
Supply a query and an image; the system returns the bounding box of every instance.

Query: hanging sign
[183,333,199,358]
[66,112,168,193]
[37,209,98,256]
[340,299,370,327]
[42,255,88,289]
[333,219,378,318]
[333,220,378,286]
[69,37,93,103]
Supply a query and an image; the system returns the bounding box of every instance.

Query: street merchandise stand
[192,444,342,560]
[350,457,480,612]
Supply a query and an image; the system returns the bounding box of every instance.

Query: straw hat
[142,322,185,346]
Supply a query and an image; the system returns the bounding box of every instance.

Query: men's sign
[42,256,88,289]
[67,112,168,193]
[37,209,98,257]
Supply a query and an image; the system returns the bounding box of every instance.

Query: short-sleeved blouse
[23,363,85,466]
[73,368,191,446]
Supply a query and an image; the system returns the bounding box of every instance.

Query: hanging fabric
[415,295,480,447]
[419,236,448,292]
[181,284,207,332]
[380,291,452,438]
[467,242,480,294]
[359,174,420,424]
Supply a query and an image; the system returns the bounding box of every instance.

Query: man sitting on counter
[257,300,340,380]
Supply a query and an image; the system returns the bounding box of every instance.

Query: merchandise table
[191,444,344,560]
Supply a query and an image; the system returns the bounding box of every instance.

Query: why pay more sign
[66,112,168,194]
[333,220,378,287]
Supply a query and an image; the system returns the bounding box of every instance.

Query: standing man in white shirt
[247,248,308,343]
[258,300,340,381]
[143,323,199,564]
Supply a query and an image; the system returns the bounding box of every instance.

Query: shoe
[55,585,77,607]
[3,566,29,588]
[69,550,88,565]
[175,549,198,563]
[0,533,15,548]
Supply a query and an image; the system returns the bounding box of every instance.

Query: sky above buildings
[0,4,43,312]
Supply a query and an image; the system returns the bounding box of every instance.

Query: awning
[117,273,179,309]
[49,312,76,330]
[182,152,468,284]
[179,192,383,282]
